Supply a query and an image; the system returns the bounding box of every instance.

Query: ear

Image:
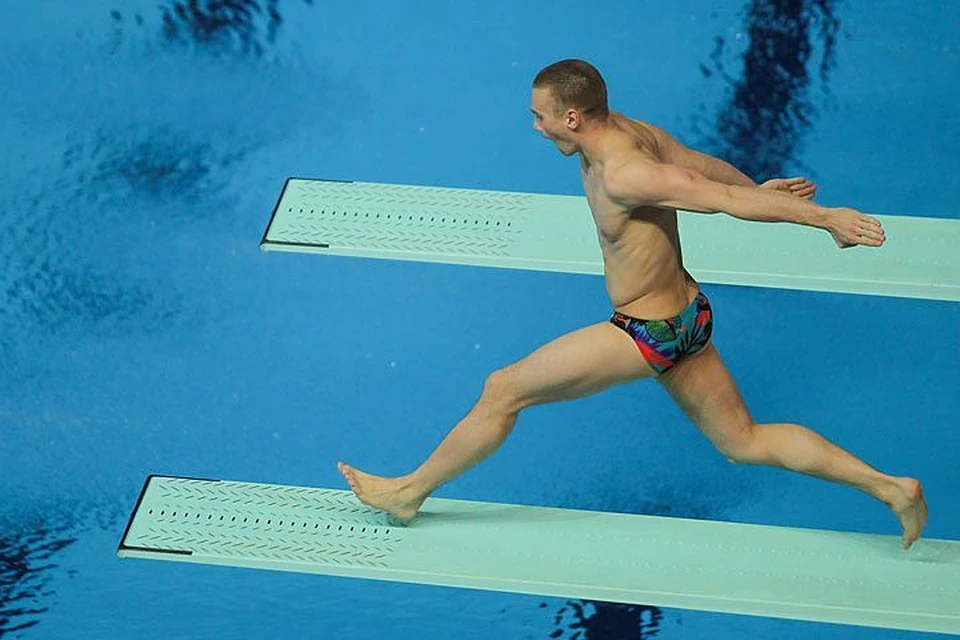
[564,109,582,131]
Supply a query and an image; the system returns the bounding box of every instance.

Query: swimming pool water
[2,1,957,638]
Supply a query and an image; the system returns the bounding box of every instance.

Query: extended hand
[760,176,818,200]
[827,207,886,249]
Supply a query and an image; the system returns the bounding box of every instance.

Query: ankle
[871,476,903,507]
[398,474,431,504]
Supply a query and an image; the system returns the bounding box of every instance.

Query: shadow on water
[0,519,77,639]
[694,0,841,181]
[547,601,664,640]
[110,0,315,59]
[0,126,214,369]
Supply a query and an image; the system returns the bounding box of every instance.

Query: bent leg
[339,321,657,521]
[405,321,658,495]
[656,341,928,548]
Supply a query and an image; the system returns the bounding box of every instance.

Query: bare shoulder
[612,112,684,159]
[602,151,663,206]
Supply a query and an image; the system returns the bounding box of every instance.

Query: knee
[481,368,523,413]
[715,423,763,465]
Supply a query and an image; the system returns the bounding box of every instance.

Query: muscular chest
[581,164,630,245]
[581,162,680,259]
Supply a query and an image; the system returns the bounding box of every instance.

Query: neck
[575,114,615,167]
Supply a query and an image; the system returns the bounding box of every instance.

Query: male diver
[338,59,927,549]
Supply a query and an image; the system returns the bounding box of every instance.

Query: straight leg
[338,321,658,521]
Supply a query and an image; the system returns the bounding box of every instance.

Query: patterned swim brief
[609,290,714,375]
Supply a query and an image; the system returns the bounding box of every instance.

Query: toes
[337,462,358,489]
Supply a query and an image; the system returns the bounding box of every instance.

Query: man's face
[530,87,577,156]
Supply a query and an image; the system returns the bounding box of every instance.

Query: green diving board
[260,178,960,302]
[118,476,960,635]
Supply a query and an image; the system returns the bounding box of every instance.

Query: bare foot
[337,461,425,523]
[884,477,928,549]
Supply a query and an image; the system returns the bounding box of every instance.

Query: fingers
[787,177,818,199]
[832,208,886,249]
[766,176,818,200]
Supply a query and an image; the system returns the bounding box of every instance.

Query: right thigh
[492,321,658,412]
[656,341,756,457]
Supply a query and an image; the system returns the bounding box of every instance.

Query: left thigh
[656,341,756,455]
[498,321,658,410]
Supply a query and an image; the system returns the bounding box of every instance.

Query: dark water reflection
[548,601,664,640]
[696,0,840,181]
[0,519,77,638]
[0,126,217,369]
[111,0,315,58]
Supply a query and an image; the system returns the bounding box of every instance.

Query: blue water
[2,1,958,638]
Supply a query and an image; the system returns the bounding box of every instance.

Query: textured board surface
[119,476,960,635]
[260,179,960,302]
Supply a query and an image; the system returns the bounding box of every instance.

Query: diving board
[260,178,960,302]
[118,475,960,635]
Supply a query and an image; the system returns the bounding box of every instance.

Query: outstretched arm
[604,157,885,249]
[666,145,758,188]
[637,118,818,199]
[635,119,758,187]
